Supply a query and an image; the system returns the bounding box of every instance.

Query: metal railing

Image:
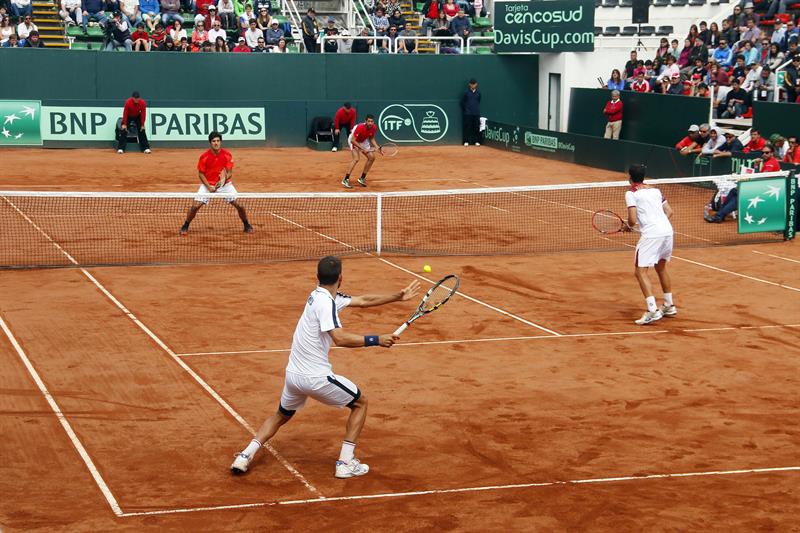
[281,0,303,36]
[773,58,792,103]
[320,34,390,53]
[352,0,376,34]
[465,35,493,54]
[391,35,464,54]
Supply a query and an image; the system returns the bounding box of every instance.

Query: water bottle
[704,203,712,217]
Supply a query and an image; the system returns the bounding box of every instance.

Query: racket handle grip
[393,323,408,336]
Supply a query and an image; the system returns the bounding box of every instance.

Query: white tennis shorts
[194,182,238,204]
[279,371,361,414]
[348,133,371,153]
[635,235,673,267]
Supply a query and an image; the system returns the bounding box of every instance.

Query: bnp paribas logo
[737,178,787,234]
[0,101,42,146]
[378,104,448,143]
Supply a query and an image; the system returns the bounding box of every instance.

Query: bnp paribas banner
[737,177,796,237]
[1,100,266,144]
[494,0,595,53]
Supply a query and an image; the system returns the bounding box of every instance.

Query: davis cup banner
[494,0,595,53]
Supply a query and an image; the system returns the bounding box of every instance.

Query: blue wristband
[364,335,380,347]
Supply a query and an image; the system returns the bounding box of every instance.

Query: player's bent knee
[348,394,367,409]
[278,404,296,419]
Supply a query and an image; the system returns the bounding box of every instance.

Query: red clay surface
[0,146,798,531]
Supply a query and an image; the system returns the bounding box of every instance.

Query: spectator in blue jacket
[712,39,733,67]
[139,0,159,31]
[81,0,109,34]
[461,78,481,146]
[448,8,471,43]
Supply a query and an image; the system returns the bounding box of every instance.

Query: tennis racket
[592,209,634,234]
[378,143,398,157]
[393,274,459,336]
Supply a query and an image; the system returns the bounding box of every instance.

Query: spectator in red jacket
[754,144,781,172]
[232,36,251,52]
[631,71,650,92]
[742,129,766,153]
[603,90,623,140]
[676,124,700,154]
[784,136,800,164]
[332,102,356,152]
[116,90,151,154]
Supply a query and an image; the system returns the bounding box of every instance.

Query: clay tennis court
[1,146,798,531]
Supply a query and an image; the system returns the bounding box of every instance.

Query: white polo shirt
[625,185,673,239]
[285,287,351,377]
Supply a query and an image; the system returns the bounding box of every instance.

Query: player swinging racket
[230,256,420,478]
[179,131,254,236]
[625,164,677,325]
[341,114,379,189]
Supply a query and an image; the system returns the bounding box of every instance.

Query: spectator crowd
[603,1,800,107]
[0,0,489,52]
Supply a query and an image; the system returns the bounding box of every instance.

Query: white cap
[688,125,700,132]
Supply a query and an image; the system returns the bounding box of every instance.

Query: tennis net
[0,171,793,268]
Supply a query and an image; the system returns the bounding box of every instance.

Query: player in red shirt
[332,102,356,152]
[180,131,254,235]
[342,114,379,189]
[116,90,151,154]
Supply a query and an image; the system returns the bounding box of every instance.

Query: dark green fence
[568,88,710,147]
[0,50,539,146]
[752,101,800,141]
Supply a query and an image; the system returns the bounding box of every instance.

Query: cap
[724,131,735,137]
[238,36,245,42]
[744,1,753,7]
[271,19,278,24]
[208,4,216,8]
[688,125,700,132]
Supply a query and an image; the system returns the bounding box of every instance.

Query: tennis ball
[423,264,432,273]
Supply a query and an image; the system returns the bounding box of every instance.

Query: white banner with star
[737,178,788,234]
[0,101,42,146]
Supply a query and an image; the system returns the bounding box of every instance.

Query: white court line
[117,465,800,517]
[752,250,800,265]
[1,197,324,500]
[673,255,800,292]
[175,324,800,357]
[268,212,561,336]
[0,314,124,516]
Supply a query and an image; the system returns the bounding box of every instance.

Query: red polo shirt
[760,156,781,172]
[334,106,356,129]
[198,148,234,186]
[352,122,377,142]
[122,97,146,125]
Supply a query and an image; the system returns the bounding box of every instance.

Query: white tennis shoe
[659,304,678,317]
[335,457,369,478]
[230,452,252,475]
[635,309,663,325]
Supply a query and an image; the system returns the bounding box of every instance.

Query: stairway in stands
[32,0,67,48]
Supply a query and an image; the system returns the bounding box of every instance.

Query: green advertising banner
[494,0,595,53]
[41,106,266,142]
[0,100,42,146]
[737,178,789,234]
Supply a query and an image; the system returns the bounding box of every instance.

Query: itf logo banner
[0,101,42,146]
[378,104,449,143]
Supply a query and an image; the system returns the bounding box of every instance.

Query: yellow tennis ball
[423,264,432,273]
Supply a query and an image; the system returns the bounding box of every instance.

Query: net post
[785,171,797,242]
[376,193,383,255]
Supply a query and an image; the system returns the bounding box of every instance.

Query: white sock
[339,440,356,463]
[243,439,261,458]
[663,293,673,306]
[645,296,657,312]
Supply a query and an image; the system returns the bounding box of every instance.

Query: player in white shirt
[624,164,677,325]
[231,256,420,478]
